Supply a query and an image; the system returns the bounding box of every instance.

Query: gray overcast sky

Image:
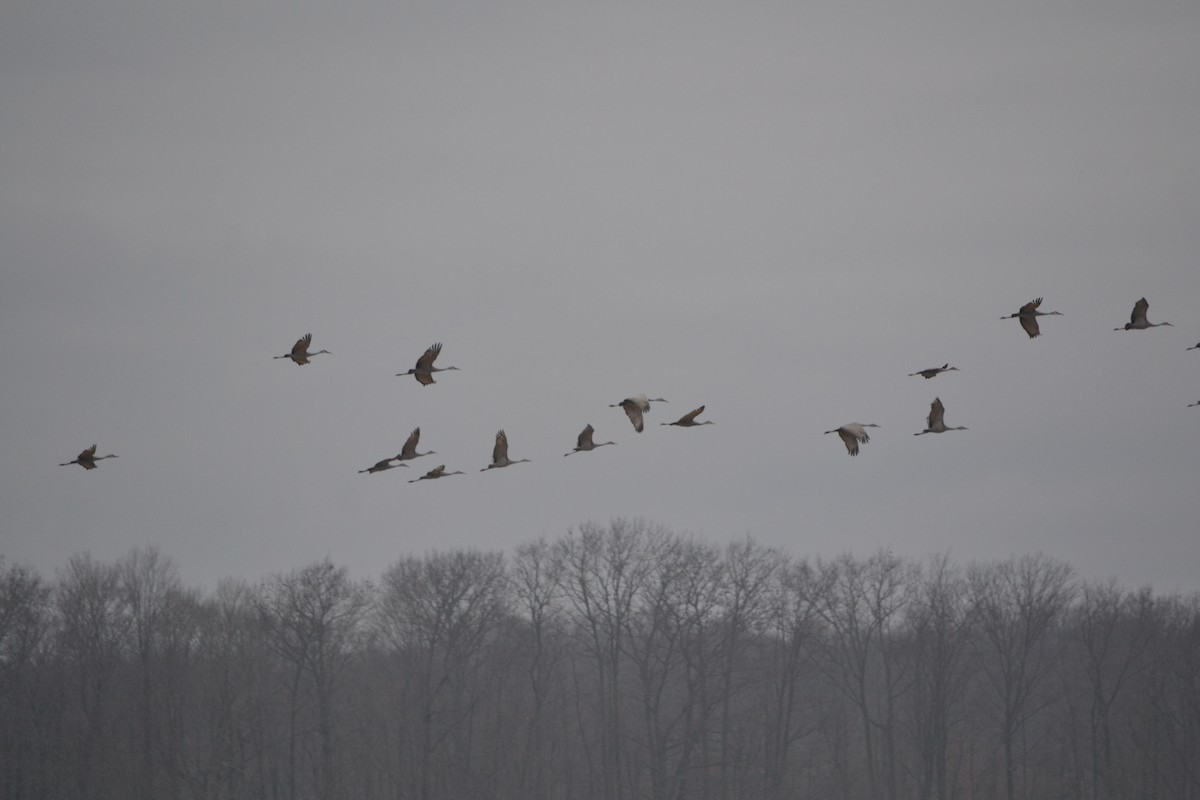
[2,0,1198,592]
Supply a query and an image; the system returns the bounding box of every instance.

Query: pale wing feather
[493,430,509,463]
[928,398,945,429]
[577,425,595,448]
[400,428,421,458]
[1131,298,1149,325]
[625,403,645,432]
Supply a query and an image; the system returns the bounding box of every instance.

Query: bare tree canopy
[2,529,1199,800]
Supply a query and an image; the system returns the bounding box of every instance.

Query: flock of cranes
[821,295,1193,457]
[59,296,1197,471]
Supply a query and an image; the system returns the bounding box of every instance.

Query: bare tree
[670,539,726,800]
[257,558,370,800]
[623,533,689,800]
[554,519,669,800]
[0,558,54,800]
[1066,580,1157,800]
[375,549,508,800]
[713,538,778,800]
[178,578,276,800]
[908,553,974,800]
[811,551,916,800]
[55,553,130,800]
[969,554,1074,800]
[116,546,184,800]
[759,557,824,800]
[512,538,568,800]
[1130,592,1200,799]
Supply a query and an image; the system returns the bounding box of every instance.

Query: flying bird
[610,394,668,433]
[396,427,435,461]
[1116,298,1172,331]
[565,424,616,456]
[662,405,714,427]
[358,457,408,474]
[408,464,466,483]
[914,398,968,435]
[274,333,331,365]
[908,364,959,379]
[1002,298,1062,339]
[396,342,459,385]
[482,430,531,470]
[824,423,880,456]
[59,444,118,470]
[1186,342,1198,350]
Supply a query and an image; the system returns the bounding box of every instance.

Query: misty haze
[4,525,1199,800]
[3,0,1200,798]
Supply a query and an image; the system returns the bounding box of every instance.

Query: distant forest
[2,520,1198,800]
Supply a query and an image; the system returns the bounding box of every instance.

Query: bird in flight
[565,424,616,456]
[395,428,435,461]
[1002,298,1062,339]
[1115,297,1172,331]
[662,405,714,427]
[611,394,667,433]
[274,333,331,365]
[408,464,466,483]
[358,457,408,474]
[482,430,531,471]
[908,364,959,379]
[824,423,880,456]
[59,444,118,470]
[914,398,968,435]
[396,342,459,385]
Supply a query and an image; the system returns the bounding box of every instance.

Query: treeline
[2,520,1198,800]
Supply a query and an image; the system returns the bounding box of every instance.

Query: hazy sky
[3,0,1198,592]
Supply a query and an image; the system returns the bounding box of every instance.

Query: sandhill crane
[914,397,968,435]
[610,394,667,433]
[408,464,466,483]
[1116,297,1172,331]
[358,457,409,474]
[482,430,531,470]
[824,423,880,456]
[662,405,714,427]
[396,427,435,461]
[908,364,959,379]
[274,333,331,365]
[396,342,459,385]
[565,424,616,456]
[59,444,118,470]
[1002,298,1062,339]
